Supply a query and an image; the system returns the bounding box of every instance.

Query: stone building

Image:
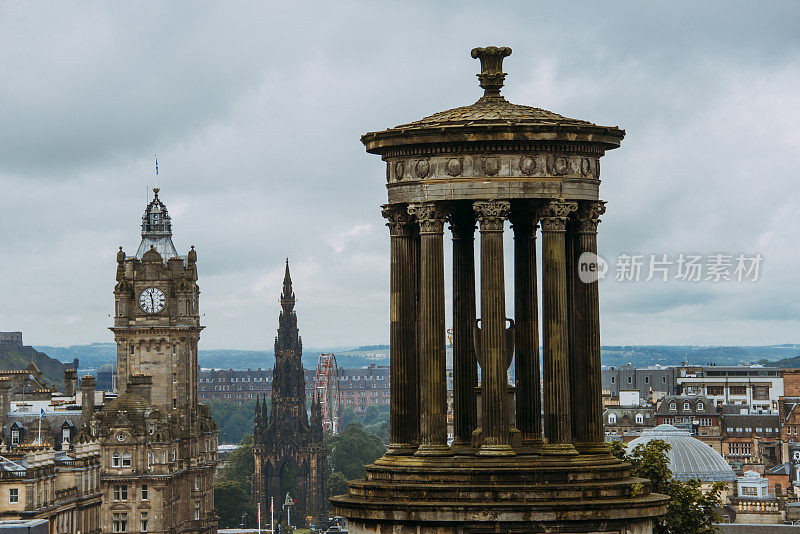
[92,188,219,533]
[0,442,102,533]
[332,46,667,532]
[199,365,390,414]
[253,262,327,527]
[604,406,655,442]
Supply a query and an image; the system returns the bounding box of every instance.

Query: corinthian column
[510,204,543,448]
[449,207,478,450]
[382,205,419,455]
[540,199,579,456]
[570,201,608,453]
[474,200,515,456]
[407,202,451,456]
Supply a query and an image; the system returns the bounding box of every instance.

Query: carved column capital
[574,201,607,234]
[509,204,540,236]
[539,199,578,232]
[408,202,447,234]
[473,200,510,232]
[447,209,476,239]
[382,204,414,237]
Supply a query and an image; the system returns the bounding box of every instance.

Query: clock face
[139,287,166,314]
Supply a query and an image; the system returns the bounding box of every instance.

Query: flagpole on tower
[154,155,159,189]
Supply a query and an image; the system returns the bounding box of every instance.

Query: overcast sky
[1,1,799,350]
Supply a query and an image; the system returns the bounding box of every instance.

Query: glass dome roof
[626,424,736,482]
[135,188,179,260]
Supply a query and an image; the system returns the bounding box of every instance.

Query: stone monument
[331,46,668,533]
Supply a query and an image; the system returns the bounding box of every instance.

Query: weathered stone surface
[334,46,667,533]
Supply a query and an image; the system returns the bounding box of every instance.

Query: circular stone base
[331,454,667,532]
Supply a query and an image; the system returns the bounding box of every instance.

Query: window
[730,385,747,395]
[173,373,177,383]
[194,501,201,520]
[9,488,18,503]
[627,376,633,384]
[112,512,128,533]
[707,385,724,396]
[130,344,134,355]
[608,414,617,424]
[683,401,691,411]
[113,485,128,501]
[741,487,758,497]
[62,428,70,443]
[11,430,19,445]
[611,376,615,384]
[112,452,121,467]
[644,376,650,384]
[172,399,177,409]
[141,485,148,500]
[635,413,644,424]
[122,452,131,467]
[753,386,769,401]
[194,476,200,491]
[696,402,704,412]
[141,512,149,532]
[669,402,677,411]
[172,449,176,461]
[662,376,667,383]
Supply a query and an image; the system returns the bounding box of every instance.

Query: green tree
[327,422,387,480]
[214,434,257,528]
[612,439,726,534]
[328,471,348,497]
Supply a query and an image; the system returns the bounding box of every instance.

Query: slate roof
[394,95,596,130]
[627,424,737,482]
[656,395,717,416]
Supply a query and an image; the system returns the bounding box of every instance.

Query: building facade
[602,364,678,402]
[253,262,327,527]
[677,366,783,413]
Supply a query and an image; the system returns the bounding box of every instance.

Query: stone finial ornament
[471,46,512,96]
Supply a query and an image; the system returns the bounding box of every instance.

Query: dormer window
[608,413,617,424]
[669,402,677,411]
[683,401,691,411]
[62,428,70,444]
[11,429,19,445]
[636,413,644,424]
[696,402,704,412]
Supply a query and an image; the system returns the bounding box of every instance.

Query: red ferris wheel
[314,353,341,434]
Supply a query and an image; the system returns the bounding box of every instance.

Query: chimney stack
[0,378,11,430]
[81,376,95,428]
[127,374,152,402]
[64,369,77,398]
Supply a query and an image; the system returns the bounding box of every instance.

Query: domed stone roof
[626,424,736,482]
[97,392,161,433]
[362,46,624,154]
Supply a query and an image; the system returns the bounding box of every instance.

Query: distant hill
[38,344,378,371]
[37,342,800,372]
[0,344,69,389]
[600,345,800,368]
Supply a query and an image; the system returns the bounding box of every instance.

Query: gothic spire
[281,258,295,312]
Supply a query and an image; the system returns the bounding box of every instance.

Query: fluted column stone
[382,205,419,455]
[510,204,543,448]
[449,207,478,450]
[474,200,515,456]
[571,201,607,453]
[407,202,451,456]
[540,199,579,456]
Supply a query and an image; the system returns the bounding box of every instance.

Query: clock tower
[111,187,202,430]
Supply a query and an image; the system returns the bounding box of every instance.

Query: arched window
[696,402,705,412]
[683,401,691,411]
[635,413,644,424]
[608,413,617,424]
[669,402,677,411]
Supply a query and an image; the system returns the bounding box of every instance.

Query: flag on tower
[155,156,159,176]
